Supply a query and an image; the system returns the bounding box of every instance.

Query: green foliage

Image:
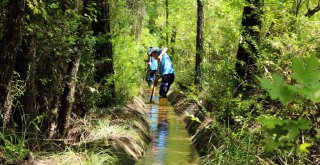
[113,35,143,103]
[298,142,312,154]
[202,123,258,165]
[185,0,320,163]
[36,148,118,165]
[1,0,319,163]
[291,54,320,102]
[0,131,28,164]
[185,112,201,123]
[258,117,311,152]
[258,54,320,104]
[0,0,8,6]
[258,73,296,104]
[26,0,48,19]
[109,1,157,103]
[11,72,26,100]
[85,151,118,165]
[257,54,320,158]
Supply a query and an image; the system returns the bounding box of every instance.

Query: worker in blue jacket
[146,47,158,87]
[148,47,175,98]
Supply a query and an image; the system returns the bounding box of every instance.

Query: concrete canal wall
[168,91,217,156]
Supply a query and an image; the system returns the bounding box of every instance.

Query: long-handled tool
[149,83,155,103]
[149,57,159,103]
[149,75,159,103]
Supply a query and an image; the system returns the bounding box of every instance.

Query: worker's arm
[154,58,161,85]
[155,48,167,84]
[157,47,168,61]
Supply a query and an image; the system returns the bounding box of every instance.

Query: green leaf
[296,118,311,130]
[49,3,59,9]
[185,112,201,123]
[263,138,280,152]
[287,128,299,139]
[258,74,296,104]
[292,54,320,84]
[33,8,40,14]
[298,143,312,154]
[260,54,320,103]
[258,117,284,129]
[292,55,320,102]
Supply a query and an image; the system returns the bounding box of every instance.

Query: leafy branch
[257,54,320,154]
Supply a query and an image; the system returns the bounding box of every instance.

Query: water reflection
[155,107,168,164]
[137,96,198,165]
[146,105,169,164]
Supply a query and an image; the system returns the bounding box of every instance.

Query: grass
[197,121,259,165]
[81,112,142,145]
[29,108,144,165]
[35,148,118,165]
[0,97,147,164]
[0,130,28,164]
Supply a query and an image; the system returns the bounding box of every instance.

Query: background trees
[0,0,319,163]
[92,0,115,108]
[0,0,151,140]
[0,0,25,127]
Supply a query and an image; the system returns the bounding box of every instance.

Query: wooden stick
[149,84,155,103]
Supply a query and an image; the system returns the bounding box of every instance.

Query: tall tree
[93,0,116,107]
[18,3,42,128]
[57,0,89,137]
[127,0,145,40]
[166,0,169,45]
[13,32,37,129]
[22,32,38,124]
[194,0,204,88]
[146,1,159,34]
[0,0,25,127]
[170,25,177,56]
[234,0,262,97]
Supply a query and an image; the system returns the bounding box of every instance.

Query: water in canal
[137,95,198,165]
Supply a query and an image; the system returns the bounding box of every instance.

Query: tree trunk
[25,34,38,121]
[16,32,38,136]
[57,48,82,137]
[194,0,204,88]
[146,1,159,34]
[235,0,262,97]
[57,0,88,137]
[0,0,25,127]
[166,0,169,45]
[14,25,38,131]
[93,0,116,107]
[170,25,177,56]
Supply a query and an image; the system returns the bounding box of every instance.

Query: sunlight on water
[137,95,198,165]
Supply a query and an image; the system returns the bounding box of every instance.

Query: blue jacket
[157,49,175,76]
[150,56,158,71]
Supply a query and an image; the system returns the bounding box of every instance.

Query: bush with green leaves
[257,54,320,163]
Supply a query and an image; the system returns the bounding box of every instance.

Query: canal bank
[24,96,152,165]
[167,91,217,157]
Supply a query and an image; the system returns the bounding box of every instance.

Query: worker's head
[147,47,158,57]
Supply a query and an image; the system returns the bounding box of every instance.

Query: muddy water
[137,95,198,165]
